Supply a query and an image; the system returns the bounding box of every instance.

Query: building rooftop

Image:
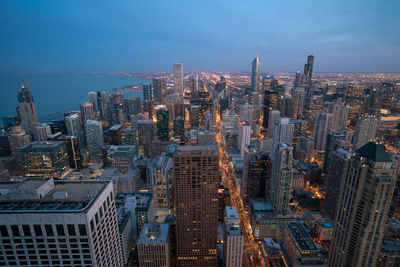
[109,124,123,131]
[176,145,219,156]
[356,142,392,162]
[137,223,170,244]
[226,223,242,236]
[20,141,64,150]
[251,199,274,212]
[382,238,400,252]
[286,222,318,253]
[226,206,239,219]
[0,178,109,212]
[115,192,152,211]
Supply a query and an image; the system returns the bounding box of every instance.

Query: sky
[0,0,399,73]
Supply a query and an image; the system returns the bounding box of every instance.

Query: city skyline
[1,1,400,73]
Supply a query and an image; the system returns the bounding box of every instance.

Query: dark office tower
[379,82,396,110]
[142,83,153,102]
[323,130,353,173]
[17,84,38,135]
[305,94,323,119]
[65,113,83,148]
[291,87,306,119]
[97,91,108,120]
[345,83,365,124]
[49,119,67,134]
[328,142,398,267]
[156,106,169,141]
[251,56,261,93]
[262,89,279,129]
[60,135,83,170]
[173,117,185,141]
[137,120,154,155]
[80,102,95,123]
[108,124,123,145]
[278,95,292,118]
[174,146,219,267]
[20,141,70,178]
[323,148,351,218]
[302,55,314,89]
[109,92,124,107]
[0,135,11,156]
[189,105,200,129]
[294,71,302,87]
[8,126,32,159]
[153,78,166,103]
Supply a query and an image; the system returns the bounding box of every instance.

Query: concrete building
[271,118,294,159]
[20,141,70,178]
[105,145,136,173]
[0,178,123,266]
[8,126,32,159]
[137,120,154,155]
[148,154,173,208]
[17,84,38,135]
[137,223,171,267]
[173,63,184,103]
[352,115,378,149]
[270,143,293,214]
[174,146,219,266]
[238,122,251,157]
[328,142,398,267]
[224,207,243,267]
[32,123,51,141]
[80,102,95,123]
[313,112,333,152]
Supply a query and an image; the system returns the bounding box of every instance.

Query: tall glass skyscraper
[251,56,261,93]
[65,113,83,148]
[17,84,38,135]
[156,106,169,141]
[85,120,103,162]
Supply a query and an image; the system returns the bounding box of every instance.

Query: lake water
[0,73,149,123]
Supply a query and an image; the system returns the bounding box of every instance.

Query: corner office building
[0,178,123,267]
[174,146,219,266]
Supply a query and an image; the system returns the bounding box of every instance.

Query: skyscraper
[61,135,83,170]
[323,148,352,218]
[143,83,153,102]
[240,103,253,123]
[174,146,219,266]
[148,154,173,208]
[313,112,333,152]
[0,179,123,266]
[97,91,108,121]
[291,87,306,119]
[271,118,294,158]
[80,102,95,123]
[328,142,398,267]
[302,55,314,89]
[137,120,154,155]
[352,114,378,149]
[174,63,184,103]
[65,113,83,147]
[17,84,38,135]
[269,143,293,214]
[8,126,32,159]
[156,106,169,141]
[345,83,365,124]
[262,89,279,130]
[251,56,261,93]
[238,121,251,157]
[267,110,281,138]
[153,78,166,103]
[85,120,104,162]
[224,207,243,267]
[88,92,98,111]
[173,117,185,141]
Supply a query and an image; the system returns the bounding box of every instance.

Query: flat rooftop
[137,223,170,244]
[286,222,318,253]
[21,141,64,149]
[176,145,219,155]
[226,206,239,219]
[251,199,274,212]
[115,192,152,211]
[0,178,109,212]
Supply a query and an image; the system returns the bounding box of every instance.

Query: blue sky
[0,0,399,73]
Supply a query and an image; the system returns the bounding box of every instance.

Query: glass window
[22,225,31,236]
[0,225,8,237]
[67,225,76,236]
[78,224,87,236]
[11,225,20,236]
[33,225,43,236]
[56,225,65,236]
[45,225,54,236]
